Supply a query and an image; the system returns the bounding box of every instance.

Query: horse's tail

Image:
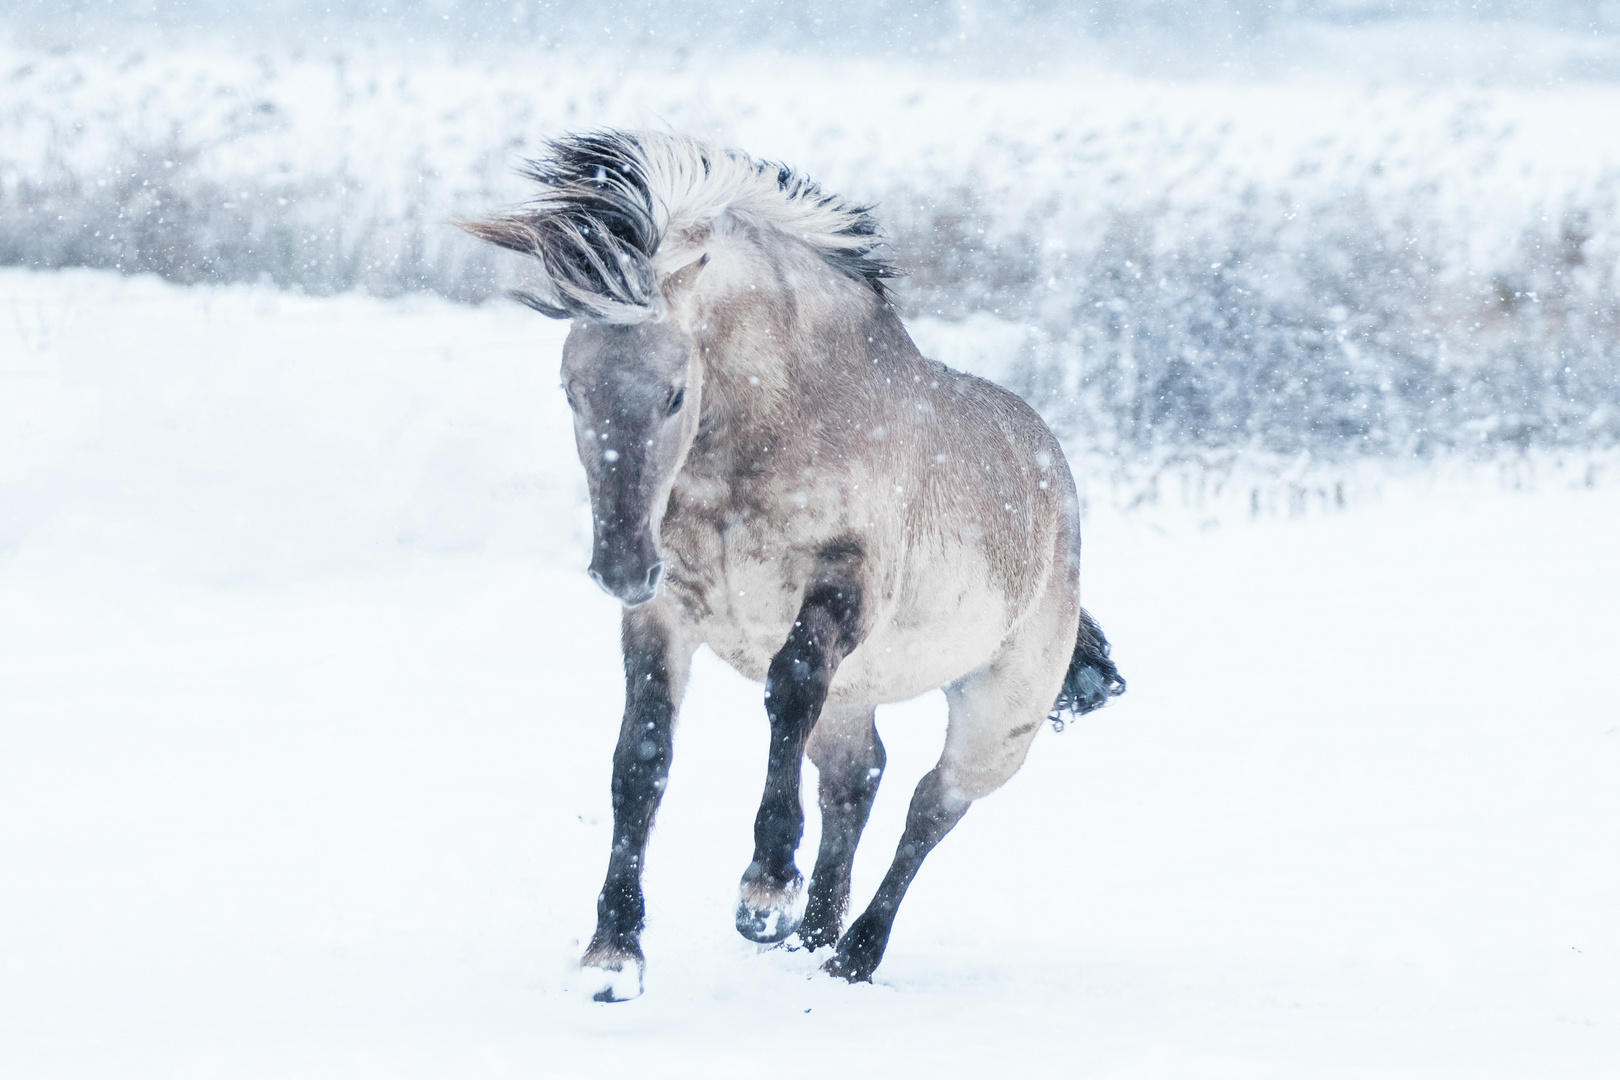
[1049,608,1126,728]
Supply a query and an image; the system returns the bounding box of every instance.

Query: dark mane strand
[460,130,899,320]
[767,161,899,298]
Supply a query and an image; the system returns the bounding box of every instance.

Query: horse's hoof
[821,913,886,982]
[821,947,877,983]
[577,949,644,1002]
[735,868,805,944]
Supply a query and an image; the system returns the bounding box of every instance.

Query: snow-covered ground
[2,269,1617,1077]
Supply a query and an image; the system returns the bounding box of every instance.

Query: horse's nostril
[645,563,664,592]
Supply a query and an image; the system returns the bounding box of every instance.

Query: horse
[461,130,1124,1001]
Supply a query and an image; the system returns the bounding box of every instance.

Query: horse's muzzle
[588,559,664,607]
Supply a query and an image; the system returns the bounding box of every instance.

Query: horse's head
[562,256,708,606]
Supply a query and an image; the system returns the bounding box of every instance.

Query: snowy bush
[889,180,1620,460]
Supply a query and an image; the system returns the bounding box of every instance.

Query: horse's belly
[690,564,1011,704]
[670,518,1026,704]
[829,589,1009,704]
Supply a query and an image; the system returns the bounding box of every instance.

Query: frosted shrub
[886,179,1620,463]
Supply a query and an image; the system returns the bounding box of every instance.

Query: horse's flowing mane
[461,130,898,323]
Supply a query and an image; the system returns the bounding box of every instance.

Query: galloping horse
[462,131,1124,1001]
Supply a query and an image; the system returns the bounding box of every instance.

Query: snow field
[1,270,1617,1077]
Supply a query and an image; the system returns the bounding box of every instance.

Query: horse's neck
[688,338,796,477]
[684,286,913,504]
[698,274,894,426]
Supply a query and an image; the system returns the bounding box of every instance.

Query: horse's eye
[563,386,579,411]
[666,387,685,416]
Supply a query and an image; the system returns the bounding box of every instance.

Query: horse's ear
[456,215,537,255]
[660,253,709,306]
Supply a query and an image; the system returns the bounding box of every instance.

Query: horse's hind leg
[824,630,1064,982]
[820,760,970,982]
[799,703,885,950]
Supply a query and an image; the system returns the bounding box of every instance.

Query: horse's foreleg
[580,607,694,1002]
[735,571,865,944]
[799,704,885,950]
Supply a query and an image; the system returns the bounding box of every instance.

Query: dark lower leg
[746,656,822,891]
[735,609,833,940]
[737,576,864,943]
[583,616,681,974]
[800,723,885,949]
[824,767,969,982]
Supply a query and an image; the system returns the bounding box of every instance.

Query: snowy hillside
[2,269,1617,1077]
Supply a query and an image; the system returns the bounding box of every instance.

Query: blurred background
[4,1,1620,502]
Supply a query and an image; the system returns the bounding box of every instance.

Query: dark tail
[1049,608,1126,729]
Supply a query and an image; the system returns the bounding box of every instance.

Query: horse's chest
[660,501,812,680]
